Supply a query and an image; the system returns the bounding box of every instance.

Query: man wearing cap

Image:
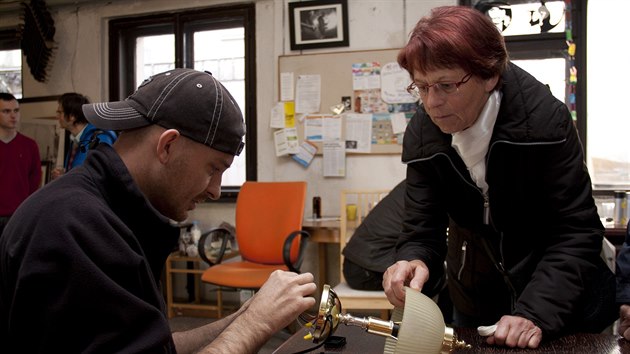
[0,69,316,353]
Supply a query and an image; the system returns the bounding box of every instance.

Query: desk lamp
[309,284,470,353]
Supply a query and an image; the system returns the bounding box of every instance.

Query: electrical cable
[290,315,333,354]
[297,312,316,326]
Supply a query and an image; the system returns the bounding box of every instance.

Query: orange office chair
[197,181,309,290]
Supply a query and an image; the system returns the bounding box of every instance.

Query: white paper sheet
[380,62,418,104]
[323,140,346,177]
[352,62,381,90]
[292,141,318,167]
[322,115,342,141]
[295,74,321,114]
[390,112,408,134]
[270,102,285,128]
[280,72,294,101]
[273,129,289,156]
[304,115,324,141]
[273,127,299,156]
[344,113,373,153]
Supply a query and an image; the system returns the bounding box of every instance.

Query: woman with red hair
[383,5,615,349]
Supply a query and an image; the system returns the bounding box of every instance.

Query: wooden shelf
[165,252,238,319]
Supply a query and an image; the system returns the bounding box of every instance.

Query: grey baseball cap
[82,68,245,156]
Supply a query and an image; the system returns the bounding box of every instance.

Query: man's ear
[156,129,181,164]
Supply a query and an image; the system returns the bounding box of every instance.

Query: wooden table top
[301,222,626,247]
[273,324,630,353]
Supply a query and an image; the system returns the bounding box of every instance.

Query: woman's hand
[484,315,542,348]
[618,304,630,340]
[382,260,430,307]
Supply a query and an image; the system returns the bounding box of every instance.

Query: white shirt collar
[451,90,502,193]
[70,125,88,144]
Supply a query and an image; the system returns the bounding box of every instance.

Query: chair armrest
[197,227,233,266]
[283,230,310,273]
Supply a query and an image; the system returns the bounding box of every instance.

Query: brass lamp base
[310,284,470,353]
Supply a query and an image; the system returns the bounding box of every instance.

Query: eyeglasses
[406,73,473,100]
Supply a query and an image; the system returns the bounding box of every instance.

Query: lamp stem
[337,313,400,339]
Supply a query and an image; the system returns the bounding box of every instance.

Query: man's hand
[618,304,630,340]
[50,167,64,180]
[382,260,429,307]
[193,271,316,354]
[484,315,542,348]
[245,270,317,335]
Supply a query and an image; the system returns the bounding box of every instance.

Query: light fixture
[309,284,470,353]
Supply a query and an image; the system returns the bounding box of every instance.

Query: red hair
[398,6,507,82]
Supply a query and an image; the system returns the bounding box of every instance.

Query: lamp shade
[384,287,451,354]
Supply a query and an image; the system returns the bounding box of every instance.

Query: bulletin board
[278,48,412,155]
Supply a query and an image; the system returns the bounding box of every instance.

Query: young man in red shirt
[0,92,41,235]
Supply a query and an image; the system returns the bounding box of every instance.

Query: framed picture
[289,0,349,51]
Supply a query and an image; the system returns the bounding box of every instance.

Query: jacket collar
[83,144,180,279]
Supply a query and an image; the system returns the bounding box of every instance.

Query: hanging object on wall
[18,0,56,83]
[564,0,577,121]
[473,0,512,33]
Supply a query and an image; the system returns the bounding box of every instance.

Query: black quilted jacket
[397,62,616,338]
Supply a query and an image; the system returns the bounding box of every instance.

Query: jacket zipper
[403,136,567,311]
[483,194,490,225]
[457,240,467,280]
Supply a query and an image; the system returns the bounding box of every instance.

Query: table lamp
[310,284,470,353]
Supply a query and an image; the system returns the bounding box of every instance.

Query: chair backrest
[235,181,307,264]
[339,189,390,284]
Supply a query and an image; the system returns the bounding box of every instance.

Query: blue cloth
[64,123,117,170]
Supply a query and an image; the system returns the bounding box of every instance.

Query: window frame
[0,28,20,50]
[108,4,257,202]
[462,0,621,194]
[0,28,22,97]
[460,0,586,149]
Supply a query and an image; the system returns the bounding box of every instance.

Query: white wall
[2,0,455,227]
[1,0,455,283]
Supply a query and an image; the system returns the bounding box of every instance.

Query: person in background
[343,180,405,291]
[50,92,117,179]
[0,92,41,236]
[0,69,316,353]
[616,220,630,340]
[343,179,452,322]
[382,6,616,349]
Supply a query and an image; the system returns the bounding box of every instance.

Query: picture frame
[289,0,349,51]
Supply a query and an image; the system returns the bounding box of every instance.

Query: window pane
[194,28,246,186]
[511,58,566,103]
[484,1,565,35]
[0,49,22,98]
[135,34,175,86]
[587,0,630,189]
